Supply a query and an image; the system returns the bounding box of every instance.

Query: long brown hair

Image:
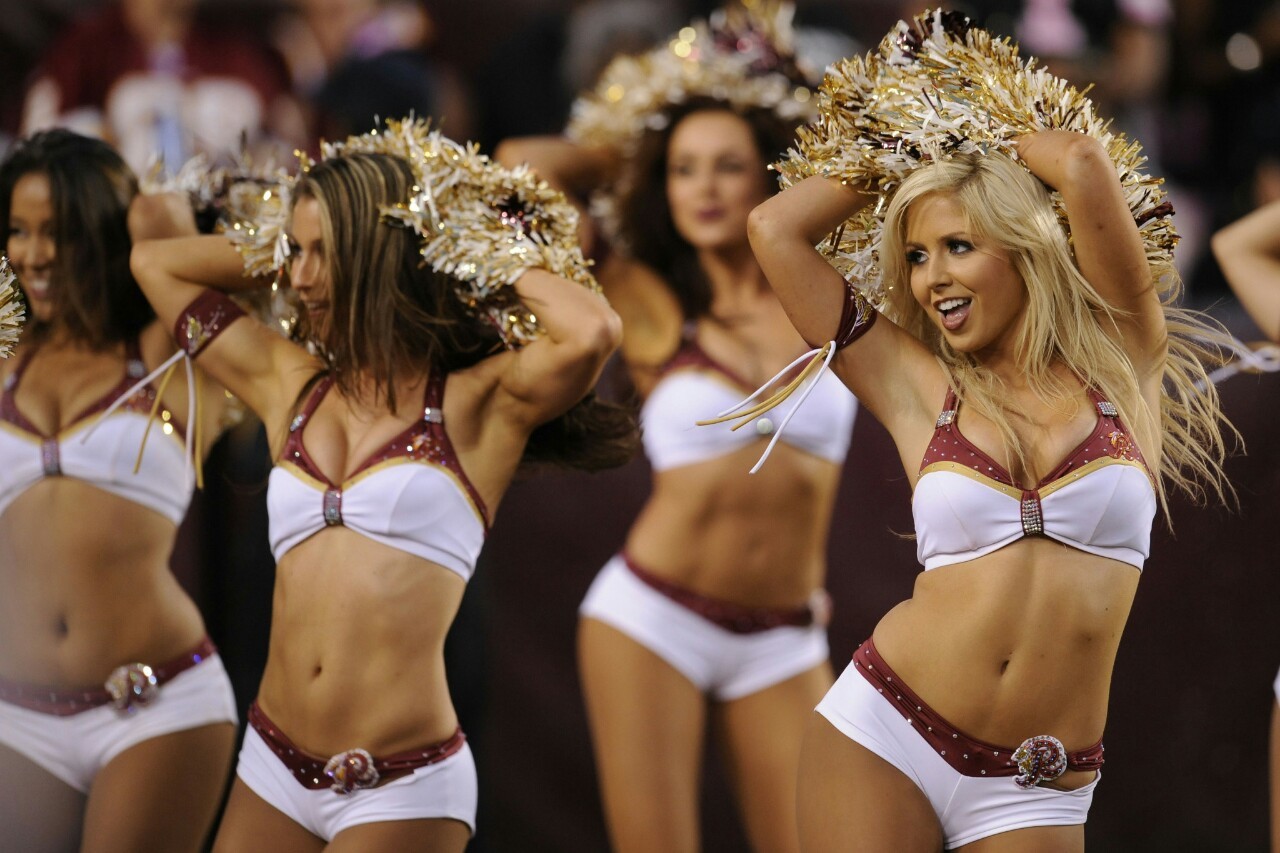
[0,129,147,347]
[293,152,636,471]
[615,98,799,319]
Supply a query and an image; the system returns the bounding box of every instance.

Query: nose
[923,255,953,290]
[290,251,318,291]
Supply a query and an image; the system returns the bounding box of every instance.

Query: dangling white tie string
[1201,342,1280,388]
[79,349,185,444]
[184,350,199,490]
[697,341,838,474]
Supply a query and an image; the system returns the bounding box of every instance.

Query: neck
[697,243,770,317]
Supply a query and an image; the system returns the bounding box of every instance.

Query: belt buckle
[105,663,159,713]
[1012,734,1068,789]
[324,748,380,794]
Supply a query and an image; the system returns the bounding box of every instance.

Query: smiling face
[6,171,56,323]
[905,192,1026,357]
[665,110,771,253]
[287,196,333,340]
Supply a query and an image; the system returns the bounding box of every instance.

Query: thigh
[797,712,942,853]
[713,661,832,853]
[326,818,470,852]
[0,741,85,852]
[578,616,707,853]
[82,721,237,853]
[213,778,325,853]
[956,824,1083,852]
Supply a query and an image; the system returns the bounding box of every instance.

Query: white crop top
[0,340,190,524]
[266,374,489,581]
[913,389,1156,571]
[641,337,856,472]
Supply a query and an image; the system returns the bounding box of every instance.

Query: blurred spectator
[274,0,475,141]
[19,0,307,175]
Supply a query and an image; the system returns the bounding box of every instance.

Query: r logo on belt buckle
[105,663,159,713]
[324,748,380,794]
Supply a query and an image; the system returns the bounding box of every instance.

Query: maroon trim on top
[919,388,1150,489]
[248,702,466,791]
[663,337,759,393]
[0,340,181,439]
[0,637,217,717]
[852,638,1105,779]
[279,372,491,530]
[622,553,820,634]
[174,290,246,358]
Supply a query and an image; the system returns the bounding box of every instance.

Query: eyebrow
[904,231,972,247]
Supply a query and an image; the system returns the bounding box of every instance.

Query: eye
[716,160,748,174]
[668,162,695,177]
[947,239,973,255]
[905,249,926,266]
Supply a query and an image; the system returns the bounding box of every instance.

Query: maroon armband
[174,290,246,358]
[805,280,878,350]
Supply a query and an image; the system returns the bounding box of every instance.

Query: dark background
[3,0,1278,849]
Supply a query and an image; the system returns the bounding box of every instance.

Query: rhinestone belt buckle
[1012,734,1068,789]
[324,748,380,794]
[105,663,159,713]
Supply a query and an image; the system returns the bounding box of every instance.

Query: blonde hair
[878,152,1234,514]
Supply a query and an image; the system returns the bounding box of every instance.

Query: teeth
[937,298,970,312]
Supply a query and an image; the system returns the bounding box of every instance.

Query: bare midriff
[0,478,205,685]
[255,526,464,758]
[623,441,841,609]
[872,536,1139,760]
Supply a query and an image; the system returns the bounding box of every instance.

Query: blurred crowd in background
[4,0,1280,320]
[2,3,1279,851]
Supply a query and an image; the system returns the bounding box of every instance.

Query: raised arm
[1015,131,1163,364]
[496,135,682,395]
[128,194,319,433]
[747,175,943,434]
[1211,198,1280,343]
[485,269,622,430]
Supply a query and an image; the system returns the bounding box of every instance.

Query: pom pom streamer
[221,118,599,348]
[566,1,820,247]
[0,256,25,359]
[567,0,817,158]
[775,8,1179,305]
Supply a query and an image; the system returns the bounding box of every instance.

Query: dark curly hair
[0,129,146,346]
[293,152,636,472]
[615,97,801,320]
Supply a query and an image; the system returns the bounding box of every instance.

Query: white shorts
[579,554,829,701]
[235,724,478,841]
[816,661,1099,849]
[0,654,238,793]
[1274,666,1280,702]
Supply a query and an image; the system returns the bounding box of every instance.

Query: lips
[935,297,971,331]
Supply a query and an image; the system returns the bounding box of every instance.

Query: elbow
[1059,135,1113,192]
[568,298,623,367]
[129,240,161,294]
[747,198,786,248]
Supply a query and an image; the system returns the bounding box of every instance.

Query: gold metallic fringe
[0,256,25,359]
[220,118,599,349]
[776,8,1178,304]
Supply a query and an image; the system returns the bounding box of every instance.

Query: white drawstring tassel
[184,350,198,490]
[79,350,184,443]
[697,341,838,474]
[78,348,200,490]
[1202,342,1280,387]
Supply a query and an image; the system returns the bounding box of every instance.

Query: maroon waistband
[621,554,826,634]
[0,636,218,716]
[248,702,467,794]
[852,639,1105,781]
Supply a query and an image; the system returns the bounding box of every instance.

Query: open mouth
[936,297,971,331]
